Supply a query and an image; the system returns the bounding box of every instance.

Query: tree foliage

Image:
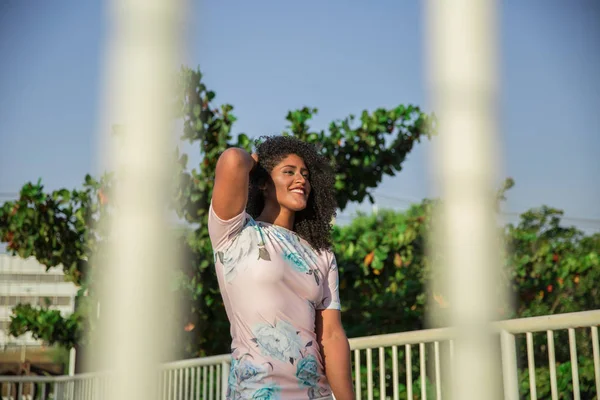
[171,66,434,355]
[0,66,434,358]
[2,65,597,398]
[8,303,84,349]
[506,206,599,317]
[0,176,110,351]
[505,207,600,399]
[0,175,109,286]
[334,204,599,399]
[333,204,433,339]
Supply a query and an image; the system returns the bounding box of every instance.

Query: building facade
[0,254,78,348]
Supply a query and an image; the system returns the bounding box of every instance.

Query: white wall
[0,254,78,347]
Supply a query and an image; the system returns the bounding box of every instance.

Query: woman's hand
[251,153,259,171]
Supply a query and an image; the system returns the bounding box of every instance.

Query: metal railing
[1,310,599,400]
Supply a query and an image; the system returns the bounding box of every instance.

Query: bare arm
[316,309,354,400]
[211,148,257,220]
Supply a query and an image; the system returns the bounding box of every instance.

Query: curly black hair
[246,135,337,252]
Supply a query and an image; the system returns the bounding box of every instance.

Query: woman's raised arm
[211,148,257,220]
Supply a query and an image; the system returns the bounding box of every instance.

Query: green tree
[332,203,433,338]
[505,206,600,399]
[330,202,599,399]
[0,176,111,347]
[506,206,600,318]
[0,65,435,360]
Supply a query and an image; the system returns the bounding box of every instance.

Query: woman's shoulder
[314,247,337,268]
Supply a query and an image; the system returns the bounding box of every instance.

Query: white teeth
[291,189,304,194]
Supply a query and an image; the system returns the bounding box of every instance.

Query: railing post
[221,360,230,399]
[52,381,59,400]
[68,347,76,376]
[500,330,519,400]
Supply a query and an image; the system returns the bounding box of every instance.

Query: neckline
[255,220,303,239]
[256,220,323,253]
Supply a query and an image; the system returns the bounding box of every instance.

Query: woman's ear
[260,177,274,195]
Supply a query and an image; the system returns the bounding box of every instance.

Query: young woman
[208,136,354,400]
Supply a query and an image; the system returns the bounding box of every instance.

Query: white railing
[1,310,599,400]
[348,309,600,400]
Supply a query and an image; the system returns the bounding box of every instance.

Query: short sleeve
[207,203,249,251]
[317,252,341,311]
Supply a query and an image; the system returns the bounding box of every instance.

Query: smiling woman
[208,135,354,400]
[246,136,337,251]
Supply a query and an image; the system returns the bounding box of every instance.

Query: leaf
[259,247,271,261]
[433,294,449,308]
[394,253,403,268]
[184,323,195,332]
[364,251,375,267]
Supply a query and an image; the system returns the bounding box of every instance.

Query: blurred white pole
[68,348,76,376]
[425,0,505,399]
[91,0,185,398]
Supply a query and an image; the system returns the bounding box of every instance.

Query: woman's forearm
[321,331,354,400]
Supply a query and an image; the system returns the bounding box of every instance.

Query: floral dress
[208,205,341,400]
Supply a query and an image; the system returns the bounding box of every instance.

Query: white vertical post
[425,0,504,399]
[68,347,76,376]
[91,0,185,399]
[500,330,519,400]
[221,361,230,400]
[526,332,538,400]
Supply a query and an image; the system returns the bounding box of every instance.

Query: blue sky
[1,1,598,231]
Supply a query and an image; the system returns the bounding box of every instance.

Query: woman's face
[264,154,311,212]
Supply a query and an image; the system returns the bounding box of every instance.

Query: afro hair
[246,135,337,251]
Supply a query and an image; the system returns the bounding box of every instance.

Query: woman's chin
[284,201,308,212]
[292,205,307,212]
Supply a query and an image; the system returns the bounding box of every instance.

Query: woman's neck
[256,204,295,230]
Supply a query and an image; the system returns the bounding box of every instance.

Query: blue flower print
[230,359,267,385]
[227,358,270,399]
[296,354,319,388]
[251,384,281,400]
[228,358,240,388]
[283,250,310,273]
[308,386,331,400]
[281,248,322,285]
[269,226,297,244]
[216,227,259,282]
[252,320,304,363]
